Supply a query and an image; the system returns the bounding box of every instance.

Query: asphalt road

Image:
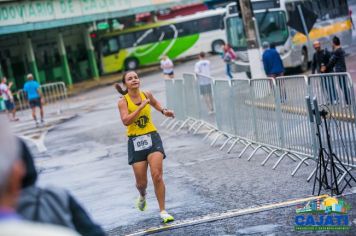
[12,6,356,235]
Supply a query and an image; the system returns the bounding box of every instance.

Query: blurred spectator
[262,42,284,78]
[322,36,350,105]
[17,139,106,236]
[160,55,174,79]
[194,52,214,113]
[262,42,286,102]
[0,77,19,121]
[312,41,337,104]
[23,73,45,127]
[312,41,331,74]
[323,36,347,73]
[222,44,236,79]
[0,116,79,236]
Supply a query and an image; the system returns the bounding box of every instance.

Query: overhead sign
[0,0,181,27]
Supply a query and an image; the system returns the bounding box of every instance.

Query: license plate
[133,134,152,151]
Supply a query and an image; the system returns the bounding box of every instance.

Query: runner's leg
[39,101,44,121]
[31,106,37,121]
[147,152,165,211]
[132,161,148,198]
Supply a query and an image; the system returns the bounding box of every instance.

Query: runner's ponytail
[115,83,128,95]
[115,71,131,95]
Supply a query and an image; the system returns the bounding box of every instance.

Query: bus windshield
[226,11,288,50]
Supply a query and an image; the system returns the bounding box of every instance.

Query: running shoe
[160,210,174,223]
[136,196,147,211]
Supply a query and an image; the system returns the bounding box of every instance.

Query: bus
[96,8,226,74]
[224,0,353,73]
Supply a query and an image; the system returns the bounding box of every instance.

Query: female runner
[115,71,175,223]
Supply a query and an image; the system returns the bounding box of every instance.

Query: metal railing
[163,72,356,185]
[307,73,356,184]
[16,82,69,116]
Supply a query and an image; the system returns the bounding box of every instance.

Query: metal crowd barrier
[16,82,68,116]
[307,73,356,183]
[209,79,234,147]
[164,79,187,130]
[181,73,216,134]
[164,71,356,183]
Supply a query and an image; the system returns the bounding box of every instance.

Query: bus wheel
[125,58,139,70]
[211,40,225,54]
[300,48,308,72]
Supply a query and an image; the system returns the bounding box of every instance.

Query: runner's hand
[163,109,175,118]
[41,98,45,104]
[141,99,150,107]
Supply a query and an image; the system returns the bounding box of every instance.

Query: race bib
[133,134,152,151]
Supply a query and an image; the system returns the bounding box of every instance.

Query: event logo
[294,196,351,231]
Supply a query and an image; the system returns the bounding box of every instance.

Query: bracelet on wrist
[161,108,168,114]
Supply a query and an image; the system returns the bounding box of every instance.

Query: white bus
[225,0,353,73]
[97,8,227,73]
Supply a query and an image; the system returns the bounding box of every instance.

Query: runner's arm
[144,91,174,118]
[118,98,149,126]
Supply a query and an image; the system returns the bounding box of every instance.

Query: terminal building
[0,0,219,89]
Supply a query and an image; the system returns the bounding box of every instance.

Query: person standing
[23,74,44,126]
[160,55,174,79]
[222,44,236,79]
[0,77,19,121]
[194,52,214,113]
[262,43,284,78]
[311,41,337,104]
[262,42,286,102]
[322,36,350,105]
[115,71,175,223]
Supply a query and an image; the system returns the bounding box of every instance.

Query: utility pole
[238,0,266,78]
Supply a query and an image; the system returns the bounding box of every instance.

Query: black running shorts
[128,132,166,165]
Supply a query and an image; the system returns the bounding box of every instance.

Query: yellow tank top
[124,92,157,137]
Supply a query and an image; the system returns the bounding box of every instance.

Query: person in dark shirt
[312,41,337,104]
[311,41,331,74]
[322,36,350,105]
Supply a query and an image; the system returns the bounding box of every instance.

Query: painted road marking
[125,194,329,235]
[20,129,49,153]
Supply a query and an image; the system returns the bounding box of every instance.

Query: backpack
[17,186,76,229]
[228,48,237,60]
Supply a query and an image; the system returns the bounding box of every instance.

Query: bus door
[101,37,122,73]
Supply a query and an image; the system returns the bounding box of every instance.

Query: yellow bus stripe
[292,19,352,45]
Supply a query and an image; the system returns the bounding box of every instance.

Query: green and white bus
[97,8,226,74]
[225,0,352,72]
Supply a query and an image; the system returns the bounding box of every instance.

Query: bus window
[226,16,247,50]
[118,33,136,49]
[197,15,222,32]
[176,20,199,37]
[158,25,175,41]
[256,11,288,45]
[102,38,119,56]
[135,29,159,46]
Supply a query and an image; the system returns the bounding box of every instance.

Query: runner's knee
[151,171,162,184]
